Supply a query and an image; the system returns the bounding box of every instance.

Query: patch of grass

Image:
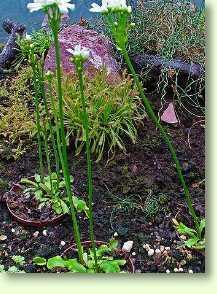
[50,70,146,162]
[0,67,35,159]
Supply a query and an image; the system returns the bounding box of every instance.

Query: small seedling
[33,239,126,273]
[21,173,89,216]
[173,218,205,250]
[12,255,25,266]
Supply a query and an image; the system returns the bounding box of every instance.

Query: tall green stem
[38,63,54,196]
[122,48,200,237]
[51,16,83,264]
[47,77,61,188]
[30,53,44,180]
[77,64,98,270]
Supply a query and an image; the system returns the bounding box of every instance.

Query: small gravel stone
[166,269,170,274]
[155,248,161,254]
[180,235,187,240]
[122,241,133,252]
[11,228,15,233]
[174,268,179,272]
[180,259,187,266]
[143,244,150,251]
[160,245,165,252]
[113,232,118,237]
[148,249,155,256]
[132,252,136,256]
[0,235,7,241]
[165,247,170,251]
[188,269,193,274]
[33,231,39,238]
[179,267,184,272]
[60,241,66,246]
[42,230,47,236]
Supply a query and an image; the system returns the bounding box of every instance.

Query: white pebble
[165,247,170,251]
[143,243,150,251]
[42,230,47,236]
[11,228,15,233]
[188,269,193,274]
[132,252,136,256]
[113,232,118,237]
[60,241,66,246]
[160,245,165,252]
[179,267,184,272]
[33,231,39,238]
[155,248,161,254]
[122,241,133,252]
[148,249,155,256]
[166,269,170,274]
[174,268,179,272]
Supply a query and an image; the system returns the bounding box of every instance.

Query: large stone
[44,25,121,83]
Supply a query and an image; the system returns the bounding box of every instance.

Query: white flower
[90,0,132,14]
[67,45,90,60]
[27,0,75,13]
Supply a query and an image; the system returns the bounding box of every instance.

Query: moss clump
[0,66,35,159]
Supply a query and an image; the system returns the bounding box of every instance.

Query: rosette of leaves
[21,173,89,216]
[33,239,127,273]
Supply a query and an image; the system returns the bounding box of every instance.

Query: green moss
[0,66,35,159]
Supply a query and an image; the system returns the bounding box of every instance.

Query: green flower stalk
[45,71,61,188]
[67,45,98,270]
[29,48,44,180]
[37,61,54,196]
[47,5,83,264]
[89,0,201,237]
[27,1,84,264]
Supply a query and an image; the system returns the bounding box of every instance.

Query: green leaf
[60,199,69,214]
[113,259,126,266]
[72,196,89,216]
[35,174,41,183]
[12,255,25,265]
[199,218,205,235]
[33,256,47,266]
[109,239,118,250]
[47,256,66,270]
[177,222,196,237]
[184,237,200,248]
[20,178,38,187]
[96,245,110,258]
[65,259,87,273]
[100,261,121,273]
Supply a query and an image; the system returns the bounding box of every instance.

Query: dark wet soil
[0,101,205,273]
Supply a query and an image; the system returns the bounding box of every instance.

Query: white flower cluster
[27,0,75,13]
[90,0,132,14]
[67,45,90,61]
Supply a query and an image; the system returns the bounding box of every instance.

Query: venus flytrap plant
[27,0,84,264]
[90,0,201,238]
[67,45,98,270]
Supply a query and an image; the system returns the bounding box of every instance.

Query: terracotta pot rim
[62,240,135,273]
[5,180,65,228]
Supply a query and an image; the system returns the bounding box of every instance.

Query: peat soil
[0,103,205,273]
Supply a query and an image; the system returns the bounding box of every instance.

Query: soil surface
[0,98,205,273]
